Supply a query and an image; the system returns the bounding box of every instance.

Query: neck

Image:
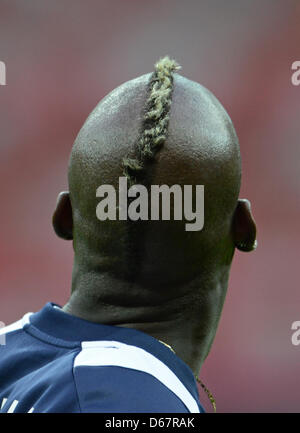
[63,267,229,376]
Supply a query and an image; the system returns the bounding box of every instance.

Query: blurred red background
[0,0,299,412]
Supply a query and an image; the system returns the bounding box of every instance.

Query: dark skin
[52,73,256,376]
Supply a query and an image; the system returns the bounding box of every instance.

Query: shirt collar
[28,302,202,410]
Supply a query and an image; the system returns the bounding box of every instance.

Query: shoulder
[72,340,200,413]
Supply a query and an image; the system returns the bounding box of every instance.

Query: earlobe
[52,191,73,240]
[232,199,257,252]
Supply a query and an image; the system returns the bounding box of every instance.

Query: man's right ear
[232,199,257,252]
[52,191,73,240]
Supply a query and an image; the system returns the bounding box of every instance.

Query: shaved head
[68,61,241,289]
[54,57,256,371]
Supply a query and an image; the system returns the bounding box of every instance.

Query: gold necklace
[159,340,216,413]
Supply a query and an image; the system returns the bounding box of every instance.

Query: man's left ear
[52,191,73,240]
[232,199,257,252]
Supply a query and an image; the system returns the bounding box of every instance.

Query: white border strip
[74,340,200,413]
[0,313,32,336]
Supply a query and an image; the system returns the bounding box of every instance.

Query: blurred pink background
[0,0,299,412]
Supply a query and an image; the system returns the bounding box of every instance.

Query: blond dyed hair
[123,56,181,184]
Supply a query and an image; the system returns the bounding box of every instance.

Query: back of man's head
[53,56,256,296]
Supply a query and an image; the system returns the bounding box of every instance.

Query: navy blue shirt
[0,303,204,413]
